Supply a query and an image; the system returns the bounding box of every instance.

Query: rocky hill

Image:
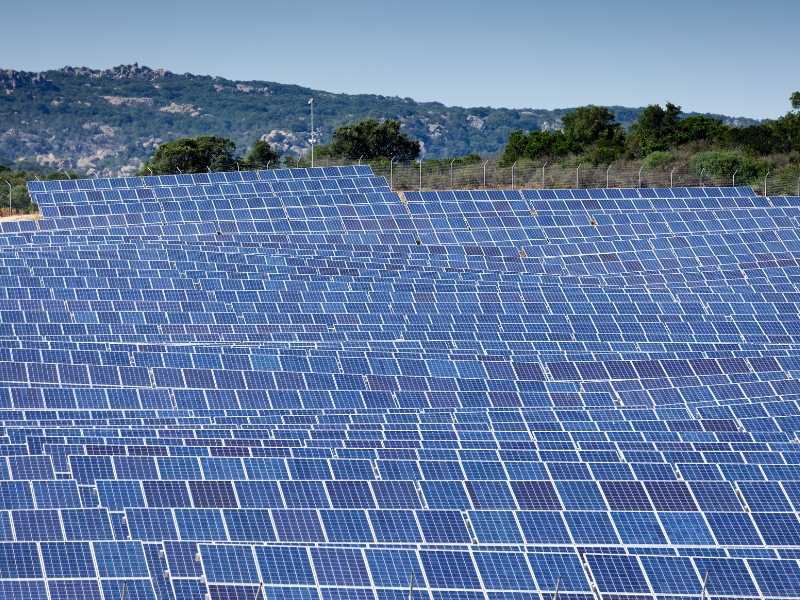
[0,64,761,176]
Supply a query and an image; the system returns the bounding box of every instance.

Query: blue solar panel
[6,170,800,598]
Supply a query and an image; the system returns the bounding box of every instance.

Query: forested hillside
[0,63,759,176]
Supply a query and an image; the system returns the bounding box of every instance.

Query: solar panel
[7,170,800,598]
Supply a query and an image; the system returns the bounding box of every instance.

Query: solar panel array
[2,166,798,599]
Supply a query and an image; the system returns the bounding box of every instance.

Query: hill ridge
[0,63,762,176]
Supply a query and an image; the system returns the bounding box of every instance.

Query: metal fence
[304,156,800,196]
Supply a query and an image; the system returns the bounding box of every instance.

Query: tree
[628,102,682,155]
[560,106,626,163]
[138,136,237,175]
[562,106,624,151]
[500,129,569,165]
[243,140,280,170]
[792,91,800,112]
[329,118,420,161]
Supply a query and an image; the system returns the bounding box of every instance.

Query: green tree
[500,129,569,165]
[138,136,238,175]
[791,91,800,112]
[243,140,280,170]
[561,106,626,163]
[329,118,420,161]
[628,102,682,155]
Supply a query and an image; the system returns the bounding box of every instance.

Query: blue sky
[3,0,799,119]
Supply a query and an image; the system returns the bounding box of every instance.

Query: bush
[642,151,676,170]
[690,151,770,180]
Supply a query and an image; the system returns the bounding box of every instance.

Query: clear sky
[3,0,799,120]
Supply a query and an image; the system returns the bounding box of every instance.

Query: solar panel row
[0,168,798,599]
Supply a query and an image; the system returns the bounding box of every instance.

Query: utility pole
[308,98,315,168]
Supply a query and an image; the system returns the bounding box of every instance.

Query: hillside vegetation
[0,63,759,176]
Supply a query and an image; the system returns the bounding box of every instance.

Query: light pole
[764,171,770,197]
[576,163,582,189]
[638,165,643,189]
[542,162,547,190]
[606,162,613,189]
[308,98,314,168]
[670,167,676,188]
[732,170,738,187]
[450,158,456,191]
[511,161,516,190]
[483,160,489,189]
[699,167,704,187]
[5,181,10,216]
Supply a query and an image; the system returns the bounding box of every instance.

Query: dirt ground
[0,213,41,222]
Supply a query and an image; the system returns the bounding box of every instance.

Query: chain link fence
[303,156,800,196]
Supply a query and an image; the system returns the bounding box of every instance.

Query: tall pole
[764,171,770,197]
[700,570,709,600]
[450,158,455,191]
[542,161,547,190]
[732,169,738,187]
[670,167,676,188]
[483,160,489,189]
[638,165,643,189]
[511,161,516,190]
[308,98,314,168]
[576,163,582,189]
[606,163,612,188]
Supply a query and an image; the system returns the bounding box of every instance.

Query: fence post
[542,162,547,190]
[511,162,516,190]
[764,171,769,197]
[576,163,582,189]
[450,158,455,191]
[606,163,613,189]
[732,169,737,187]
[638,165,643,189]
[670,167,675,188]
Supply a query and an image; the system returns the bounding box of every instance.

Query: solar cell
[10,171,800,598]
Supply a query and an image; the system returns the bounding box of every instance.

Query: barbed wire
[301,156,800,196]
